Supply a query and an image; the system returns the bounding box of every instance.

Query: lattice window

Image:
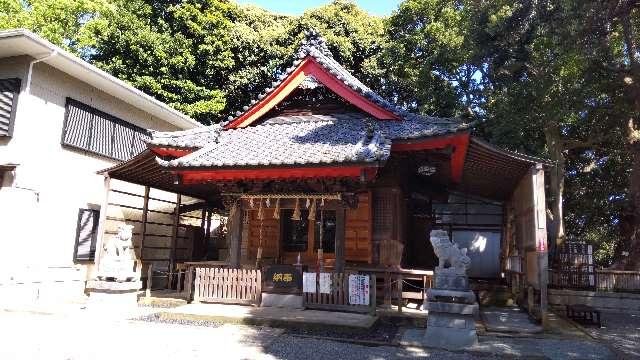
[0,78,21,137]
[373,191,395,240]
[61,98,150,161]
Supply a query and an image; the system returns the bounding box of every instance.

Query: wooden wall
[242,192,373,266]
[345,193,372,263]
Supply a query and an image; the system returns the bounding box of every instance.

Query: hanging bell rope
[318,208,324,272]
[256,199,264,268]
[273,198,280,219]
[292,198,301,220]
[257,199,264,220]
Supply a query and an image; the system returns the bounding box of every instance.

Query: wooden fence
[549,268,640,293]
[192,267,261,305]
[303,272,376,314]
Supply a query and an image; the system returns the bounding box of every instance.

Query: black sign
[263,265,302,293]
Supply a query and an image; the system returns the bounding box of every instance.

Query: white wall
[0,56,184,304]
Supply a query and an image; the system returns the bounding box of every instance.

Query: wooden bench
[566,304,602,327]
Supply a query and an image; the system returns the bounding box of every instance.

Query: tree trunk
[614,8,640,270]
[544,123,566,250]
[616,121,640,270]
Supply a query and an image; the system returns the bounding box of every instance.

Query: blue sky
[234,0,402,16]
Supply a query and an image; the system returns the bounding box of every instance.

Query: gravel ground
[581,312,640,359]
[266,335,499,360]
[134,311,225,327]
[284,317,401,344]
[0,308,616,360]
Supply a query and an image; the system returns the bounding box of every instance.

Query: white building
[0,29,201,305]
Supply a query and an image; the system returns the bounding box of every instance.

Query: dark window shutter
[0,78,21,137]
[61,98,151,161]
[73,208,100,262]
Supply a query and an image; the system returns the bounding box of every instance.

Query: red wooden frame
[150,147,195,157]
[178,165,379,184]
[225,57,400,129]
[391,132,470,183]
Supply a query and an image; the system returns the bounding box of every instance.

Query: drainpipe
[25,50,57,94]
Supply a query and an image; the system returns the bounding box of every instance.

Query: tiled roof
[148,31,471,169]
[148,123,222,149]
[223,30,455,125]
[158,113,467,168]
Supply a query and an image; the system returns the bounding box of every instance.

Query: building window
[314,210,336,253]
[73,208,100,262]
[61,98,151,161]
[281,209,309,252]
[0,78,21,137]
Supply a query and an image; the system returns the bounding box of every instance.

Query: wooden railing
[303,272,376,314]
[192,267,261,305]
[549,268,640,293]
[347,266,433,313]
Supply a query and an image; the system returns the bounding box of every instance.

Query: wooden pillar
[169,193,181,288]
[532,163,549,327]
[335,207,346,273]
[140,186,150,260]
[227,201,243,268]
[93,175,110,278]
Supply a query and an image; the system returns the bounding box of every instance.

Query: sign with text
[264,265,302,293]
[348,274,370,305]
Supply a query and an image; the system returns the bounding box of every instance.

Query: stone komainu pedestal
[86,224,141,305]
[422,230,479,350]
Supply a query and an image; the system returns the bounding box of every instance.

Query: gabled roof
[0,29,201,130]
[223,31,450,128]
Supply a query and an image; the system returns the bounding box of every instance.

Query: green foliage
[4,0,639,265]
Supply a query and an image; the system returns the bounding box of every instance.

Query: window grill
[61,98,151,161]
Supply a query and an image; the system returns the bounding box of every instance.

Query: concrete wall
[0,56,184,305]
[549,289,640,314]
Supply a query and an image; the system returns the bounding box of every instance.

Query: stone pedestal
[260,293,303,308]
[422,230,479,350]
[86,280,142,305]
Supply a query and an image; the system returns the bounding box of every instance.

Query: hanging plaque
[264,265,302,294]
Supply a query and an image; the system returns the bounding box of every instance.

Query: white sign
[303,272,316,293]
[348,274,370,305]
[319,273,331,294]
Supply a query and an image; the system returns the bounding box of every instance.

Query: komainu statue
[97,224,136,282]
[429,229,471,275]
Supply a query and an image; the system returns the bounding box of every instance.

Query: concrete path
[160,303,378,329]
[580,312,640,359]
[401,328,614,359]
[481,306,543,334]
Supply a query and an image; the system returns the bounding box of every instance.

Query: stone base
[424,301,479,317]
[260,293,303,309]
[423,312,478,350]
[86,280,141,306]
[426,288,477,304]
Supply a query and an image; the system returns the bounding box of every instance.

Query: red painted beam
[178,165,378,184]
[150,147,195,157]
[391,132,470,183]
[226,57,399,129]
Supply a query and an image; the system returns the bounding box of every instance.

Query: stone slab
[424,301,479,316]
[426,288,476,304]
[481,306,543,334]
[433,273,469,291]
[86,280,142,292]
[422,312,478,350]
[161,303,378,329]
[260,293,303,309]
